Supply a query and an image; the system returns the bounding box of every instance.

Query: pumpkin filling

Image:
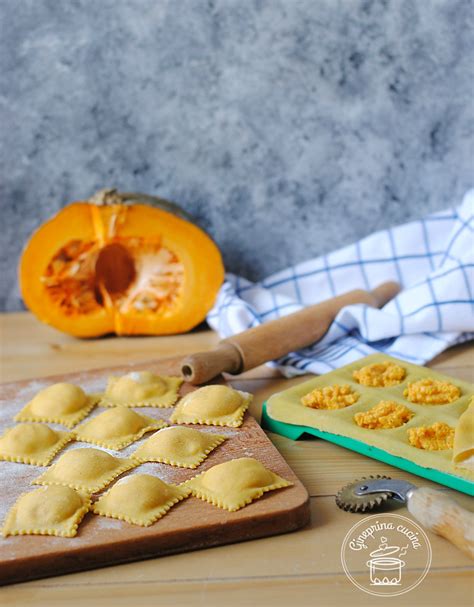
[354,400,414,430]
[41,237,184,317]
[301,384,359,410]
[407,422,455,451]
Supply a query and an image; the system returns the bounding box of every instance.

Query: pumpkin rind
[19,195,224,337]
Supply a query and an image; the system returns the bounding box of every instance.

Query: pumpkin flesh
[20,202,224,337]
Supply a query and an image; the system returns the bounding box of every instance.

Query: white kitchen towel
[207,190,474,377]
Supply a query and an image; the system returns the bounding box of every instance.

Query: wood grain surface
[0,355,310,585]
[0,313,473,606]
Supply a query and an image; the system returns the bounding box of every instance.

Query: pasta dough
[183,457,292,511]
[453,399,474,468]
[100,371,182,407]
[266,353,474,482]
[132,426,226,468]
[353,362,406,387]
[2,485,90,538]
[15,382,98,428]
[73,406,167,450]
[33,447,138,493]
[170,385,251,427]
[301,384,359,410]
[92,474,190,526]
[0,423,73,466]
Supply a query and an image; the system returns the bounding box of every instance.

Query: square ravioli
[2,485,91,538]
[170,385,251,427]
[183,457,292,511]
[132,426,226,468]
[15,382,98,428]
[33,447,138,493]
[100,371,182,407]
[92,474,190,526]
[0,423,73,466]
[73,406,167,450]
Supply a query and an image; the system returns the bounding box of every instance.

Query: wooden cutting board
[0,357,310,586]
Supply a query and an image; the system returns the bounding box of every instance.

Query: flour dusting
[0,373,259,559]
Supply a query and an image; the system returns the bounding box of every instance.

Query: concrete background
[1,0,473,311]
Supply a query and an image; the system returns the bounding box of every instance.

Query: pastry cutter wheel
[336,476,474,559]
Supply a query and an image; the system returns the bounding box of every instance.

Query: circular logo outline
[340,513,432,597]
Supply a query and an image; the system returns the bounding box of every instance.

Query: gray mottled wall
[1,0,473,311]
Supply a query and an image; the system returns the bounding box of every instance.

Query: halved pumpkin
[19,189,224,337]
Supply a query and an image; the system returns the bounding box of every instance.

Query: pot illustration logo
[366,537,407,585]
[341,514,432,597]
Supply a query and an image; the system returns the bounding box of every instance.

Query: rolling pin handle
[370,281,401,307]
[181,342,242,384]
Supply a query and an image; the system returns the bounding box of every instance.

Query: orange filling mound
[407,422,455,450]
[403,378,461,405]
[354,401,414,430]
[352,362,406,387]
[301,384,359,410]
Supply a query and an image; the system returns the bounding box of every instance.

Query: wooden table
[1,313,473,606]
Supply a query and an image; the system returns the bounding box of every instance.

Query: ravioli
[15,382,98,428]
[132,426,226,468]
[170,385,251,427]
[73,406,167,450]
[0,423,73,466]
[183,457,292,511]
[2,485,90,538]
[33,447,138,493]
[92,474,190,526]
[100,371,182,407]
[453,399,474,468]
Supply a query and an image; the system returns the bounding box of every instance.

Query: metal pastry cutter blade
[335,476,416,513]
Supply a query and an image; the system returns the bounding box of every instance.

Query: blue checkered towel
[207,190,474,377]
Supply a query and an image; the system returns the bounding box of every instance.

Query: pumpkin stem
[90,188,124,206]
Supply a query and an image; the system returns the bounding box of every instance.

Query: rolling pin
[181,281,400,384]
